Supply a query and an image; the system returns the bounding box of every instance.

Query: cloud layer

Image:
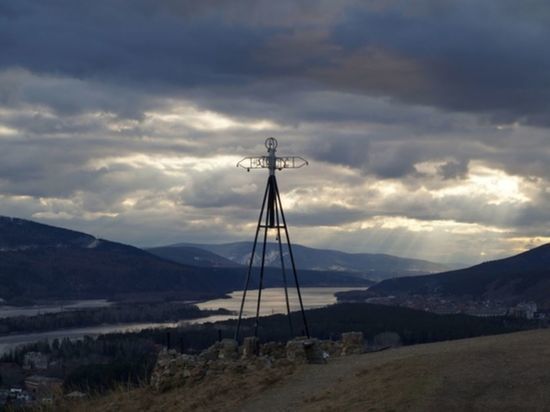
[1,1,549,264]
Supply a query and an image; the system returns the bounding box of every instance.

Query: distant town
[338,293,542,320]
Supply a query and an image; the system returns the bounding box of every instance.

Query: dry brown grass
[242,329,550,411]
[55,361,296,412]
[53,329,550,411]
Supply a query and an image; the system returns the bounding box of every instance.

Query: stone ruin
[341,331,365,355]
[150,331,369,392]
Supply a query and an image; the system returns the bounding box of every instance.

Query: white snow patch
[86,239,101,249]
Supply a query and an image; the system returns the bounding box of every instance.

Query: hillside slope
[241,328,550,411]
[370,243,550,306]
[170,241,448,281]
[146,245,241,268]
[67,328,550,411]
[0,217,236,302]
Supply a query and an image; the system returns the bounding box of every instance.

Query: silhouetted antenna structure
[234,137,310,341]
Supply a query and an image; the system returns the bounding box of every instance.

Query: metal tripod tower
[234,137,310,341]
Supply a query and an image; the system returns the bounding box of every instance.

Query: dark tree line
[0,303,230,335]
[117,302,538,353]
[1,335,158,392]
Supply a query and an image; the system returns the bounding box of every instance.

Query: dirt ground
[63,328,550,412]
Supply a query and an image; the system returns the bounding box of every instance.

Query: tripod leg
[275,192,293,337]
[235,180,269,341]
[254,178,272,337]
[273,177,310,338]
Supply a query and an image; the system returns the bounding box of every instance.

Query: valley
[0,287,364,355]
[0,216,548,409]
[2,3,548,409]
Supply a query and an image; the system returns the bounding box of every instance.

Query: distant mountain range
[150,242,448,281]
[369,244,550,306]
[0,217,371,303]
[5,216,548,311]
[146,245,241,268]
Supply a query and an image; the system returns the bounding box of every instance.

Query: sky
[0,0,549,265]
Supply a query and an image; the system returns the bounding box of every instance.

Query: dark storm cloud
[325,0,550,123]
[0,1,272,98]
[2,0,550,124]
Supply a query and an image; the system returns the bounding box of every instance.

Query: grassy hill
[62,328,550,411]
[241,328,550,411]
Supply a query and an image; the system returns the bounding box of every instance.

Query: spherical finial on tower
[265,137,278,151]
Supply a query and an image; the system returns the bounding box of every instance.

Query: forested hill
[370,244,550,306]
[0,216,235,302]
[146,245,241,268]
[0,216,372,303]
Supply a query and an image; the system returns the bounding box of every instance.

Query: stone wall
[150,339,290,393]
[150,331,375,392]
[341,331,365,355]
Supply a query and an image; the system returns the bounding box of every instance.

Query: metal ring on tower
[265,137,278,150]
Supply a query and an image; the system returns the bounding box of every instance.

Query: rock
[303,339,326,364]
[286,338,308,363]
[242,336,260,358]
[150,351,202,392]
[286,338,326,364]
[341,331,364,355]
[228,362,247,374]
[259,341,285,359]
[218,339,239,360]
[199,342,221,361]
[251,356,272,370]
[187,364,207,382]
[319,339,341,357]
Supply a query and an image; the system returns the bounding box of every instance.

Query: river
[0,287,366,355]
[195,287,361,318]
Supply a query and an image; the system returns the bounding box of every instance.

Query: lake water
[196,287,362,319]
[0,287,366,355]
